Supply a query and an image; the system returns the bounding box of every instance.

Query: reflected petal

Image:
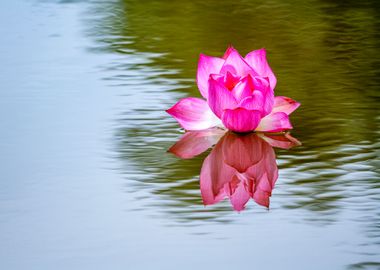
[227,175,251,211]
[252,183,271,207]
[258,133,302,149]
[168,128,226,159]
[246,142,278,207]
[200,137,236,206]
[222,132,263,173]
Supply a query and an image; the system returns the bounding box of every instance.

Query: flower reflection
[169,130,300,211]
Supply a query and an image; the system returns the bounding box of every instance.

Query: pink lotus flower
[167,46,300,133]
[169,129,301,211]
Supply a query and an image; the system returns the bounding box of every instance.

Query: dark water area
[0,0,379,269]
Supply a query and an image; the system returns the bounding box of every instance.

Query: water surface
[0,0,379,269]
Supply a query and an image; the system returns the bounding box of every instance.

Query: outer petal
[168,128,226,159]
[222,132,263,173]
[252,183,271,207]
[208,78,237,118]
[258,133,301,149]
[245,48,277,89]
[271,96,300,115]
[253,158,278,207]
[246,141,278,207]
[166,97,221,131]
[197,54,225,99]
[260,142,278,186]
[227,176,251,211]
[200,136,236,206]
[221,108,262,133]
[244,138,274,182]
[220,47,257,77]
[255,112,292,132]
[222,46,235,59]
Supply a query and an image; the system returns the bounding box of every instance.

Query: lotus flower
[166,46,300,133]
[169,129,301,211]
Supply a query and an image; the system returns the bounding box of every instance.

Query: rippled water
[0,0,379,269]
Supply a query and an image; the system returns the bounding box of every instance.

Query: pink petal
[239,91,265,113]
[253,169,277,207]
[227,176,251,211]
[200,136,236,206]
[252,188,271,208]
[272,96,300,115]
[222,132,263,173]
[244,138,276,182]
[220,47,257,77]
[208,77,237,118]
[231,74,254,101]
[166,97,221,131]
[222,45,235,59]
[245,48,277,89]
[210,72,240,91]
[256,112,292,132]
[246,141,278,207]
[168,128,226,159]
[221,107,262,133]
[260,143,278,187]
[197,54,225,99]
[257,171,276,195]
[252,75,270,90]
[251,76,274,116]
[258,133,301,149]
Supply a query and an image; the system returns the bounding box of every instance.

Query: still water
[0,0,379,269]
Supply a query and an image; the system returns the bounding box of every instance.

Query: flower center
[223,71,240,91]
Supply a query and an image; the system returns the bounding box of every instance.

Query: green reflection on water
[86,0,380,227]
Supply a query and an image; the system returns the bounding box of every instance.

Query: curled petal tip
[272,96,301,115]
[259,47,267,53]
[223,45,236,59]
